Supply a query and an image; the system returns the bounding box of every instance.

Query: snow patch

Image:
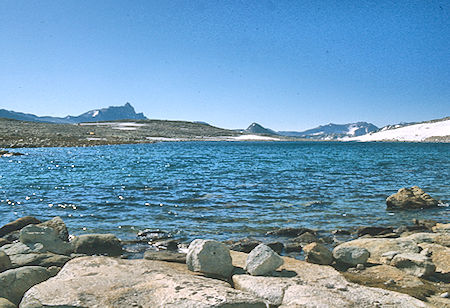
[342,119,450,142]
[92,110,99,117]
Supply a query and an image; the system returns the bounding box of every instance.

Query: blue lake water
[0,142,449,242]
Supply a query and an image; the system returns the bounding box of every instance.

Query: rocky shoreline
[0,212,449,307]
[0,187,448,307]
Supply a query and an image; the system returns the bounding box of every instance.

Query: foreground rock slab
[230,251,430,308]
[20,256,266,308]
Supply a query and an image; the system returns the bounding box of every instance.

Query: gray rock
[0,298,15,308]
[0,216,41,238]
[38,216,69,242]
[336,237,420,263]
[0,238,10,248]
[333,246,370,266]
[20,256,266,308]
[303,242,333,265]
[290,232,318,244]
[390,253,436,277]
[245,244,284,276]
[224,237,261,253]
[71,234,122,256]
[418,242,450,274]
[0,252,11,273]
[380,251,399,264]
[0,266,52,305]
[143,250,186,263]
[19,225,72,255]
[186,239,233,277]
[386,186,439,209]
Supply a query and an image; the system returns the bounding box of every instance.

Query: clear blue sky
[1,1,449,130]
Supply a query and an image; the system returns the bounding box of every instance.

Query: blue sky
[1,1,449,130]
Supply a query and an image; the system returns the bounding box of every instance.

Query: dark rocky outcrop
[71,234,122,256]
[0,216,41,238]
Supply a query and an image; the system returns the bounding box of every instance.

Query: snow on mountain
[279,122,378,139]
[342,118,450,142]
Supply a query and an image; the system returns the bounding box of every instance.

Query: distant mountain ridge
[0,103,147,124]
[243,122,378,140]
[279,122,379,139]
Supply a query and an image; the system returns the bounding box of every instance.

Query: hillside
[0,118,241,148]
[342,117,450,142]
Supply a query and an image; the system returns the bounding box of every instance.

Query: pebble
[384,279,395,286]
[356,263,365,270]
[441,292,449,298]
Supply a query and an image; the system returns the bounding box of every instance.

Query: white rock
[186,239,233,277]
[245,244,284,276]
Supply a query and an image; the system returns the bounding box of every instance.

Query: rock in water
[245,244,284,276]
[19,225,73,255]
[0,216,41,237]
[0,251,11,273]
[71,234,122,256]
[390,253,436,277]
[303,242,333,265]
[386,186,439,209]
[332,246,370,266]
[186,239,233,277]
[0,266,52,305]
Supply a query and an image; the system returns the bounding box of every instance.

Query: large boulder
[0,252,11,273]
[37,216,69,242]
[386,186,439,209]
[390,253,436,278]
[230,251,429,308]
[303,242,333,265]
[0,216,41,237]
[245,244,284,276]
[336,237,420,263]
[20,256,266,308]
[186,239,233,277]
[332,246,370,266]
[71,234,122,256]
[19,225,72,255]
[0,266,52,305]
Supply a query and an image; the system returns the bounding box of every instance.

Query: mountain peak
[0,103,147,124]
[245,123,278,135]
